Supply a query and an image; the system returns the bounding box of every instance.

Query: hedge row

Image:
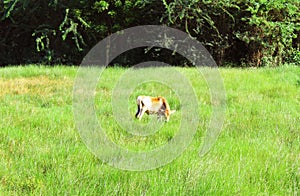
[1,0,299,66]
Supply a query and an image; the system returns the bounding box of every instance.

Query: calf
[135,95,176,122]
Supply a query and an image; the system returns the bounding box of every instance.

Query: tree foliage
[0,0,299,66]
[162,0,300,66]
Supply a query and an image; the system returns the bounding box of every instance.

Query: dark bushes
[0,0,299,66]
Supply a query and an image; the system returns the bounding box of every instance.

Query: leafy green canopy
[0,0,299,66]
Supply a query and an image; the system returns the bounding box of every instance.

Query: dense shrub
[0,0,299,66]
[0,0,151,65]
[161,0,300,66]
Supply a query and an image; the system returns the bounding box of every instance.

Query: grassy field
[0,65,299,195]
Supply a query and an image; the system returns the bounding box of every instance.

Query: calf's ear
[170,110,176,114]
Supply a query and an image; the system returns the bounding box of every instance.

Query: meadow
[0,65,299,195]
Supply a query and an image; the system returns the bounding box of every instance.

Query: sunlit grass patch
[0,65,299,195]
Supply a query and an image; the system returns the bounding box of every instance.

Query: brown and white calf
[135,95,176,122]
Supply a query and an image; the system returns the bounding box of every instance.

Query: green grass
[0,65,299,195]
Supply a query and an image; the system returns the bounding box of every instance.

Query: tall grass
[0,65,299,195]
